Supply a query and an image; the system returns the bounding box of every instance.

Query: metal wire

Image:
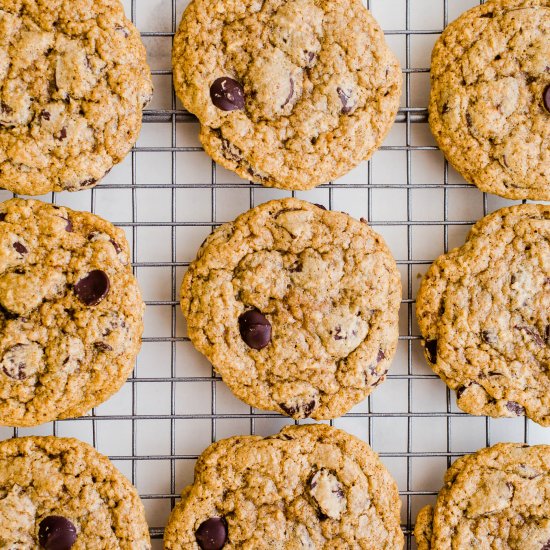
[5,0,536,547]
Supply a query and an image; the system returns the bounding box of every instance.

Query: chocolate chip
[115,24,130,37]
[280,399,316,418]
[0,213,6,221]
[40,110,51,121]
[543,85,550,114]
[195,517,227,550]
[238,309,271,350]
[424,339,437,363]
[38,516,77,550]
[360,217,368,224]
[221,137,242,162]
[314,204,327,210]
[13,242,27,254]
[94,342,113,352]
[481,329,497,345]
[74,270,110,306]
[281,77,295,108]
[456,385,468,400]
[0,101,13,115]
[337,87,353,114]
[515,325,544,346]
[210,77,245,111]
[309,469,346,520]
[56,127,67,141]
[506,401,525,416]
[63,218,73,232]
[480,12,494,18]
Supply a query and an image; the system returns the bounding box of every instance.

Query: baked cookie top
[172,0,402,190]
[0,436,150,548]
[415,443,550,549]
[416,204,550,426]
[0,0,152,196]
[181,199,401,420]
[164,424,404,549]
[0,199,144,427]
[429,0,549,200]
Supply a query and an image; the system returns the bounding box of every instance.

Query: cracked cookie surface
[0,0,152,195]
[0,199,144,427]
[429,0,550,200]
[415,443,550,549]
[0,436,150,548]
[164,424,404,549]
[181,199,401,420]
[172,0,402,190]
[416,204,550,426]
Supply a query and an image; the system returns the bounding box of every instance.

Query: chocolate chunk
[544,85,550,113]
[360,217,368,224]
[515,325,544,346]
[424,339,437,363]
[115,24,130,37]
[13,242,27,254]
[94,342,113,352]
[40,110,51,121]
[281,77,295,108]
[337,87,354,114]
[221,137,242,162]
[0,101,12,114]
[306,51,316,67]
[0,304,19,320]
[56,127,67,141]
[309,469,346,520]
[506,401,525,416]
[480,12,494,18]
[110,239,121,254]
[74,270,110,306]
[195,517,227,550]
[314,204,327,210]
[377,349,385,362]
[0,213,5,221]
[541,539,550,550]
[546,325,550,345]
[481,329,497,345]
[38,516,77,550]
[1,343,42,380]
[465,112,473,127]
[63,217,73,232]
[238,309,271,350]
[333,326,344,340]
[456,385,468,400]
[280,399,316,418]
[210,77,245,111]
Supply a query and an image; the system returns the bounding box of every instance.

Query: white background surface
[1,0,548,548]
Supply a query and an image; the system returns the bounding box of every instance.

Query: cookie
[0,436,150,548]
[416,204,550,426]
[429,0,550,200]
[0,198,144,427]
[0,0,153,196]
[415,442,550,549]
[181,198,401,420]
[172,0,402,190]
[164,423,404,549]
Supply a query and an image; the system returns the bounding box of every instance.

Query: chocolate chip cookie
[0,436,150,548]
[429,0,550,200]
[181,199,401,420]
[164,424,404,549]
[0,199,144,427]
[416,204,550,425]
[415,442,550,549]
[172,0,402,190]
[0,0,153,196]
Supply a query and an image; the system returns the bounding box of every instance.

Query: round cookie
[0,199,144,427]
[172,0,402,190]
[416,204,550,426]
[0,0,153,196]
[415,443,550,549]
[429,0,550,200]
[0,436,150,548]
[181,199,401,420]
[164,424,404,549]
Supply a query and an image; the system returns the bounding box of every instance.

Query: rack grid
[1,0,548,548]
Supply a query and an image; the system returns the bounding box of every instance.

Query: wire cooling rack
[1,0,549,548]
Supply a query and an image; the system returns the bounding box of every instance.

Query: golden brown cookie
[172,0,402,190]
